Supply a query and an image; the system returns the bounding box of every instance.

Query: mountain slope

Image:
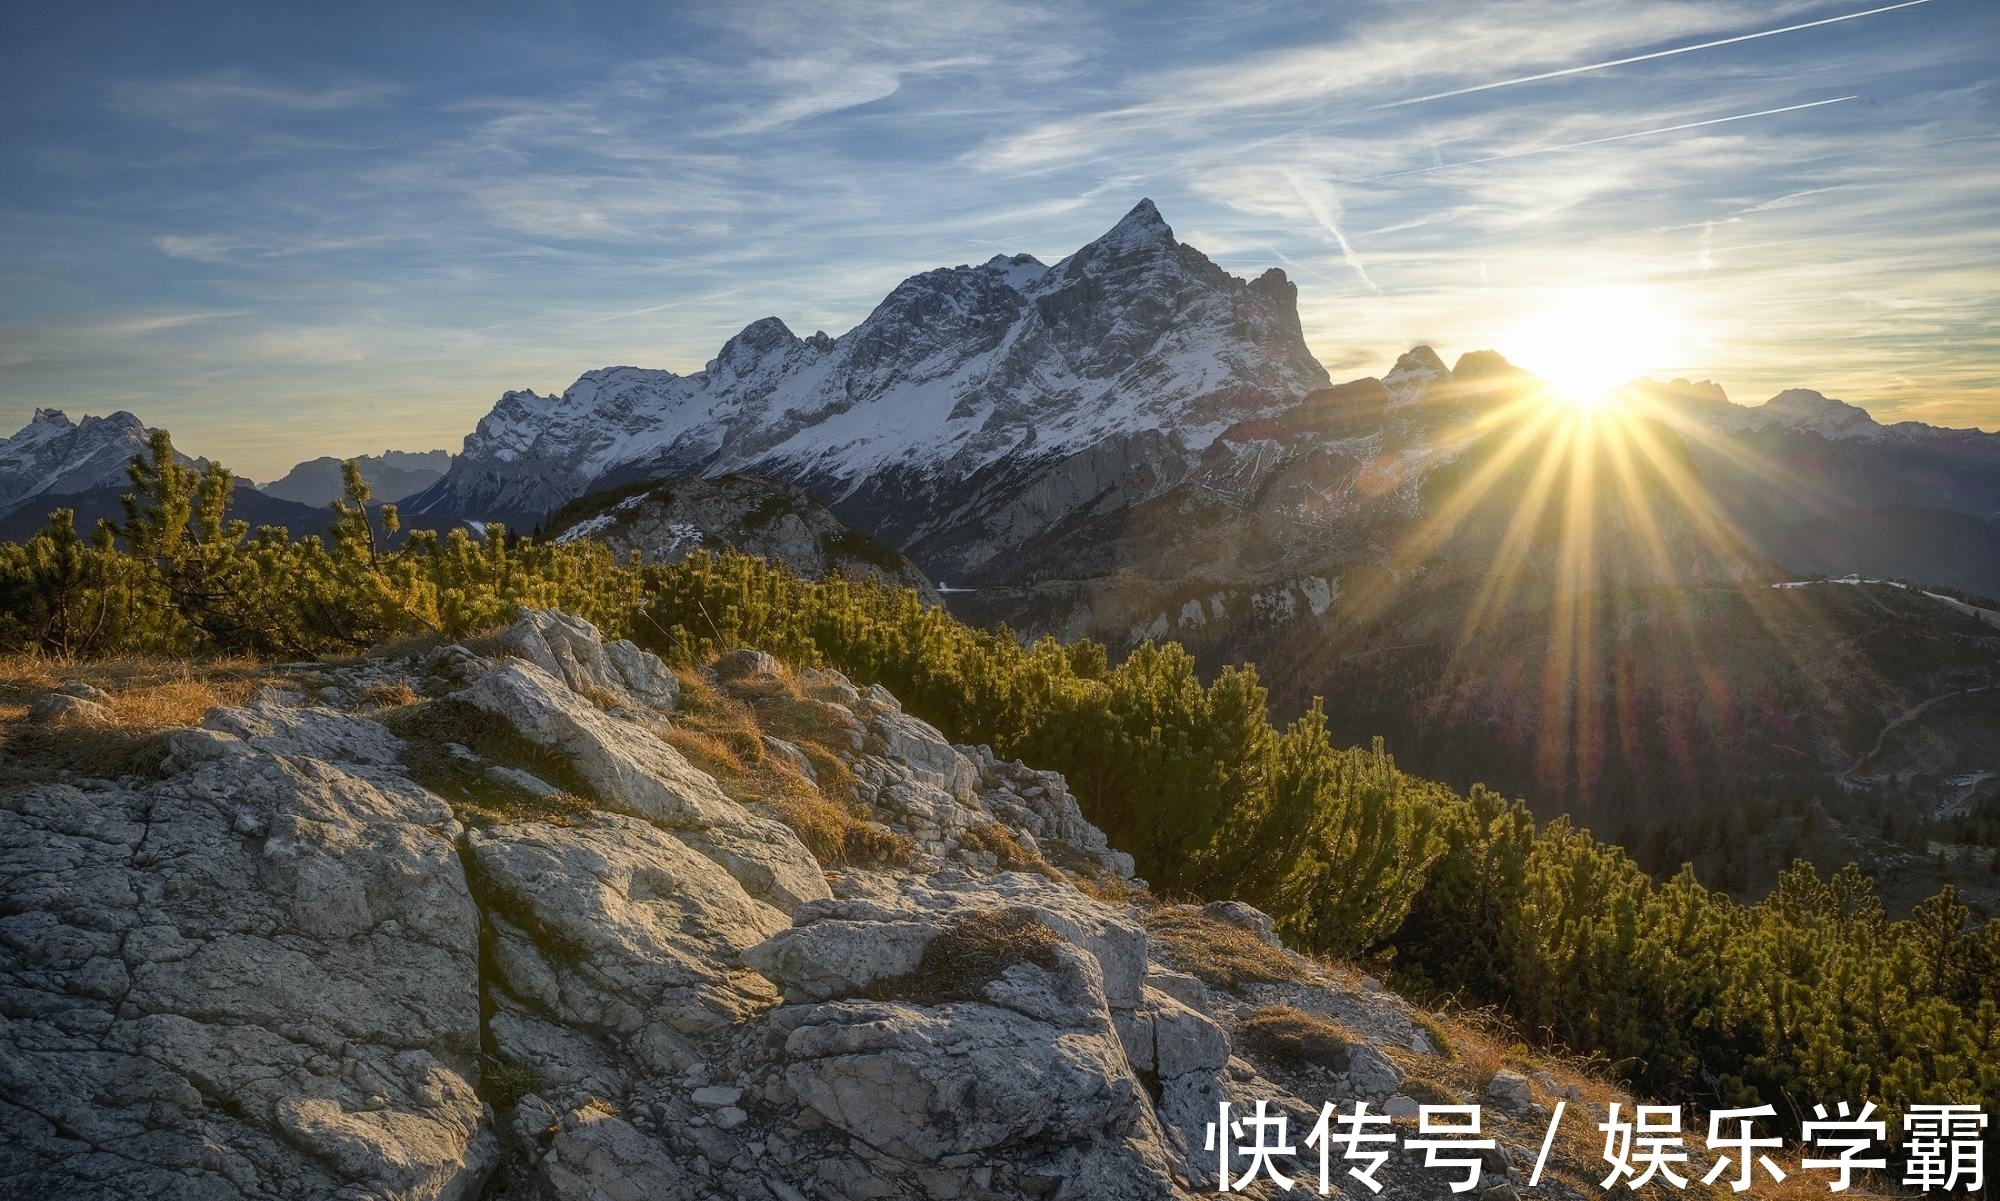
[0,609,1613,1200]
[1637,379,2000,590]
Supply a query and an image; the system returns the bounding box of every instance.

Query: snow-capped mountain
[261,449,453,505]
[407,199,1329,574]
[1641,378,2000,450]
[0,409,161,518]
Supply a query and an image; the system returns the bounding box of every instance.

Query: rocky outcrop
[1,609,1553,1200]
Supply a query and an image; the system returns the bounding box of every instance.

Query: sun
[1503,285,1684,412]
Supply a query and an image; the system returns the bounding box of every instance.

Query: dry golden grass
[957,820,1063,880]
[1236,1004,1358,1073]
[1142,902,1310,988]
[358,680,419,708]
[0,654,274,785]
[664,660,913,868]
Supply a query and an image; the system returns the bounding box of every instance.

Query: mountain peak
[1392,345,1448,377]
[1451,349,1519,381]
[28,408,74,431]
[712,317,801,373]
[1092,197,1175,252]
[1382,345,1451,405]
[1761,388,1879,437]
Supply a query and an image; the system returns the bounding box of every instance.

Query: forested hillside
[3,435,1996,1137]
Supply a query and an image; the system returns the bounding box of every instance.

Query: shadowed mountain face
[540,474,939,602]
[261,450,452,506]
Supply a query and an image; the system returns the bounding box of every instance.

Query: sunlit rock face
[0,609,1502,1200]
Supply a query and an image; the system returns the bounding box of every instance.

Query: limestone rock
[1203,899,1281,946]
[1488,1069,1535,1113]
[498,608,680,711]
[0,706,492,1200]
[782,999,1175,1196]
[0,616,1518,1201]
[460,659,828,912]
[26,691,111,723]
[54,679,112,702]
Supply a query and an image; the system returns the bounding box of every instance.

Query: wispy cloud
[91,309,250,337]
[152,234,238,264]
[110,70,397,131]
[1350,95,1858,182]
[1280,169,1383,295]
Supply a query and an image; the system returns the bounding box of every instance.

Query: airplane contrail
[1371,0,1933,110]
[1350,95,1858,183]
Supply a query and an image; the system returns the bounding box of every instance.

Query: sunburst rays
[1340,371,1871,811]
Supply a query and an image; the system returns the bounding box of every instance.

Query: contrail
[1350,95,1857,183]
[1371,0,1933,110]
[1284,168,1384,294]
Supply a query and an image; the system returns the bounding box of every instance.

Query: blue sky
[2,0,1995,480]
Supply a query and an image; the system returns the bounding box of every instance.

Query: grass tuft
[379,695,597,827]
[1237,1004,1357,1073]
[957,821,1062,880]
[668,658,911,868]
[1144,903,1309,989]
[867,908,1063,1004]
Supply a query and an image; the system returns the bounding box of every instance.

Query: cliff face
[1,611,1575,1200]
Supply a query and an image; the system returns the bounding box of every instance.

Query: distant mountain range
[9,200,1993,600]
[402,199,1331,580]
[379,198,1997,600]
[0,409,164,518]
[0,413,449,541]
[259,449,452,506]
